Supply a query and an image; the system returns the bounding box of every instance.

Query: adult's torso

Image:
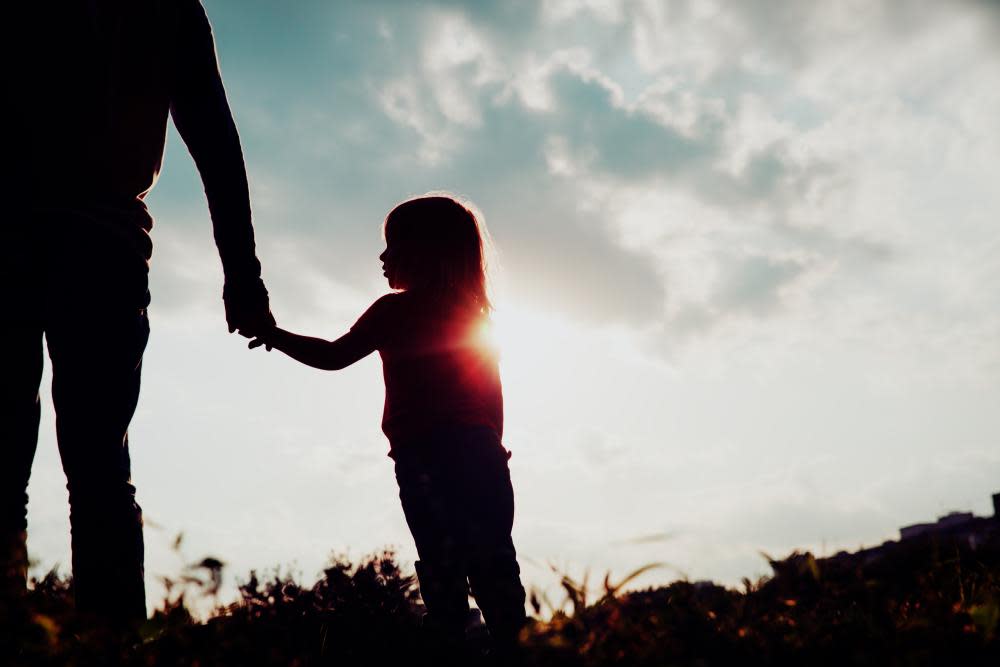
[10,0,176,209]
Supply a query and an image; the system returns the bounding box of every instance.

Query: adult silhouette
[1,0,272,622]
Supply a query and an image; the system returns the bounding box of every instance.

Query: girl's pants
[392,426,527,648]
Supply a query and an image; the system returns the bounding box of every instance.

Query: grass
[2,529,999,666]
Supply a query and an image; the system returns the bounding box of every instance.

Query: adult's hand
[223,279,275,338]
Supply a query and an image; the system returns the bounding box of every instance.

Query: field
[3,529,999,666]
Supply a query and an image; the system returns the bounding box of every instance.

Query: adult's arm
[169,0,273,336]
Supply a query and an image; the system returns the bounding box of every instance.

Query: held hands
[224,279,276,339]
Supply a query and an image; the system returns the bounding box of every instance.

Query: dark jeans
[393,426,527,648]
[1,215,149,621]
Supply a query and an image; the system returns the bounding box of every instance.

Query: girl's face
[379,235,408,290]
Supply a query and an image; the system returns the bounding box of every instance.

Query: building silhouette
[823,491,1000,567]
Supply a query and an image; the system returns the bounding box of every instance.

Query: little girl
[250,194,527,655]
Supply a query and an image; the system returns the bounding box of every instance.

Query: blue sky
[26,0,1000,611]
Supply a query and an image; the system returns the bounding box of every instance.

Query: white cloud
[541,0,625,24]
[422,12,503,126]
[505,48,625,113]
[543,134,595,176]
[634,77,726,139]
[377,75,457,164]
[718,93,794,177]
[627,0,742,79]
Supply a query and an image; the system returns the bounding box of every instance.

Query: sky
[26,0,1000,612]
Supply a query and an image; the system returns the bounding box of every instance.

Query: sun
[488,304,581,384]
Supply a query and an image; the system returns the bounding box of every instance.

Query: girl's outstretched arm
[249,328,375,370]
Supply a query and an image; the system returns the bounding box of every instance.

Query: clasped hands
[224,283,276,349]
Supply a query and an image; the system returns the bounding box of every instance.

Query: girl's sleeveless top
[351,291,503,449]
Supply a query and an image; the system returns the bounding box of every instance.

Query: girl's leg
[393,452,470,641]
[459,432,527,653]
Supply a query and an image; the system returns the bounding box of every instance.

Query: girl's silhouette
[251,194,527,657]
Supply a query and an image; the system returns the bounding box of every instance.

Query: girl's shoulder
[377,289,442,312]
[352,292,405,339]
[355,291,435,331]
[368,290,417,313]
[365,290,483,326]
[371,291,404,308]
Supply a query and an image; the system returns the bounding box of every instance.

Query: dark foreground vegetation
[3,531,999,666]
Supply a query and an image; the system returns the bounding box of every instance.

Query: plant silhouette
[2,530,999,665]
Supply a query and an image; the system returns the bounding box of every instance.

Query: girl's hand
[248,327,278,351]
[248,337,272,351]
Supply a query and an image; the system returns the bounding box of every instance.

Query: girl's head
[380,194,493,313]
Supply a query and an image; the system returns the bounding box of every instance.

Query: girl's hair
[383,193,494,314]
